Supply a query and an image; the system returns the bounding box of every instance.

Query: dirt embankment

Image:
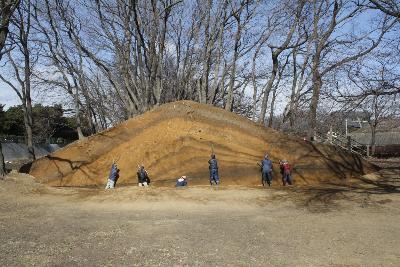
[28,101,377,187]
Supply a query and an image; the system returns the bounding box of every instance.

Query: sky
[0,80,66,109]
[0,1,397,117]
[0,83,20,108]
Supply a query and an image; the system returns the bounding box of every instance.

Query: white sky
[0,80,67,109]
[0,83,19,108]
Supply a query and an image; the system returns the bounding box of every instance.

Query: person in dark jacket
[208,154,220,186]
[137,165,150,187]
[260,154,273,186]
[105,162,119,189]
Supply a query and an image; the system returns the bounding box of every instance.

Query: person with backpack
[137,165,150,187]
[105,161,119,189]
[279,159,292,186]
[259,154,273,186]
[208,154,220,186]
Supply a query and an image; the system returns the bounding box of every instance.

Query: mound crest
[29,101,376,187]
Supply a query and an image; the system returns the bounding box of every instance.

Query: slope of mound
[29,101,377,187]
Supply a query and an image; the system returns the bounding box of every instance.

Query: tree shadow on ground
[285,169,400,213]
[309,142,373,178]
[20,155,101,186]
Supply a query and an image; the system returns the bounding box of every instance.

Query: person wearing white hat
[176,176,188,187]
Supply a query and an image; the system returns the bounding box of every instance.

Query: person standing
[137,165,150,187]
[208,154,220,186]
[260,155,273,186]
[280,160,292,186]
[105,161,119,189]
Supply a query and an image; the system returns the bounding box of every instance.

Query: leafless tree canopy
[0,0,20,176]
[0,0,399,146]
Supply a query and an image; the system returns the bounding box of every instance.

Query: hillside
[28,101,377,187]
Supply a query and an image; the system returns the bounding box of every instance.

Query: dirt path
[1,171,399,266]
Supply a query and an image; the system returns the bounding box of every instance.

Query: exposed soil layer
[29,101,378,187]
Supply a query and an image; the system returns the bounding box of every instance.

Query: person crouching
[176,176,188,187]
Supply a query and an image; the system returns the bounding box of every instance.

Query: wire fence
[0,135,74,145]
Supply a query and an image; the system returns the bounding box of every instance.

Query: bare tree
[307,0,394,139]
[0,0,36,160]
[367,0,400,18]
[225,1,247,111]
[268,52,291,127]
[258,0,306,124]
[0,0,20,177]
[333,58,400,154]
[0,0,20,59]
[361,93,399,155]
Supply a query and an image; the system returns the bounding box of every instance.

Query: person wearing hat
[176,176,188,187]
[208,154,220,186]
[137,165,150,187]
[279,159,292,186]
[260,154,273,186]
[105,161,119,189]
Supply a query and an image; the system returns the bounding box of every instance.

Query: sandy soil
[28,101,376,187]
[1,170,399,267]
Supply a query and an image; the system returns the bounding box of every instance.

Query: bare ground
[0,169,399,267]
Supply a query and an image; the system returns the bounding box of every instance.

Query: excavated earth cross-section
[29,101,378,187]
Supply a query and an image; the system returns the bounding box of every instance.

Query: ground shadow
[297,142,379,181]
[287,169,399,213]
[19,161,33,173]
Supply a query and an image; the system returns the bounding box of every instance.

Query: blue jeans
[283,173,292,185]
[210,169,219,185]
[176,181,187,187]
[262,171,272,186]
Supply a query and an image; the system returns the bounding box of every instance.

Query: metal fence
[0,135,73,145]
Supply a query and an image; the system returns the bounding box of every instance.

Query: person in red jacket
[279,160,292,186]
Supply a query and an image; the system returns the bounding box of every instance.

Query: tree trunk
[258,51,278,124]
[208,9,226,105]
[74,87,85,140]
[23,106,35,160]
[370,124,377,156]
[251,41,265,121]
[23,37,35,160]
[289,49,298,127]
[308,68,322,140]
[268,74,282,128]
[225,13,242,111]
[0,142,6,178]
[251,55,258,121]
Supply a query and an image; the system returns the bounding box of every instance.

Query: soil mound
[29,101,377,187]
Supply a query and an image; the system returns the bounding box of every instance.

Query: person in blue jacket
[105,162,119,189]
[208,154,220,186]
[260,154,273,186]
